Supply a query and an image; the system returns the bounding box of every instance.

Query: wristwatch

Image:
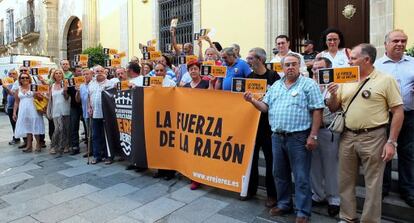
[387,139,398,148]
[310,135,318,141]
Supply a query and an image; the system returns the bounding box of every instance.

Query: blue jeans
[272,130,312,218]
[92,118,106,160]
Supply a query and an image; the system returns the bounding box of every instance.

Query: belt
[345,124,387,134]
[274,129,309,137]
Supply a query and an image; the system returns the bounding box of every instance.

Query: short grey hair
[384,29,407,44]
[280,53,301,67]
[249,47,267,63]
[356,43,377,64]
[93,65,104,72]
[221,47,236,57]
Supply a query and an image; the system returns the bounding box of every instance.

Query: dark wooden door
[288,0,369,52]
[328,0,369,48]
[67,18,82,63]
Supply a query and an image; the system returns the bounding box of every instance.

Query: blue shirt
[6,85,14,111]
[262,75,324,132]
[149,68,177,83]
[80,83,89,119]
[222,58,251,90]
[374,54,414,111]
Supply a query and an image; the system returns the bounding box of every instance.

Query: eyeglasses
[20,77,30,80]
[283,62,298,67]
[326,38,339,42]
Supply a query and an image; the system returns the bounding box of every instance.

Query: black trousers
[7,108,18,141]
[248,129,277,198]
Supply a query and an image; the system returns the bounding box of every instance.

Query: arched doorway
[66,17,82,64]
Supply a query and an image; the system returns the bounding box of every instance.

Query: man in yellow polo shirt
[327,43,404,223]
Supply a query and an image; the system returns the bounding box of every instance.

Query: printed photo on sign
[201,65,212,76]
[317,66,360,85]
[23,60,41,68]
[143,76,163,87]
[200,28,210,36]
[194,33,200,40]
[170,18,178,29]
[104,59,112,67]
[117,81,130,91]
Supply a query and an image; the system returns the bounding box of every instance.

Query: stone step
[256,152,413,222]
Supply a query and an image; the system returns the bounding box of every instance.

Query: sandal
[91,159,100,165]
[22,148,32,153]
[104,159,113,165]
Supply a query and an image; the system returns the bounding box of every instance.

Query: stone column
[82,0,98,49]
[265,0,289,60]
[44,0,59,62]
[370,0,393,56]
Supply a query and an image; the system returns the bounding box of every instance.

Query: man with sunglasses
[244,53,324,223]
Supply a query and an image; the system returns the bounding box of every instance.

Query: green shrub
[82,44,109,67]
[406,45,414,57]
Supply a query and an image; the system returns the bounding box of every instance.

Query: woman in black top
[182,60,215,89]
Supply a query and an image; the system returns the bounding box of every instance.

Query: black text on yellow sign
[201,65,227,77]
[30,67,49,76]
[143,51,162,61]
[231,78,267,94]
[318,66,360,85]
[30,84,49,93]
[104,59,122,67]
[74,54,89,62]
[23,60,42,68]
[143,76,163,87]
[103,48,118,55]
[178,55,198,64]
[67,76,86,87]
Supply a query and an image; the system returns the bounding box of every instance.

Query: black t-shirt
[67,86,81,108]
[183,79,210,89]
[247,69,280,135]
[302,51,318,61]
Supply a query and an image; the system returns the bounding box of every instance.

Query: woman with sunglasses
[13,70,45,152]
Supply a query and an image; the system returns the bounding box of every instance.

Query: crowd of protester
[2,27,413,223]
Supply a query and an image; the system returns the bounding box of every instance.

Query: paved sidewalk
[0,113,336,223]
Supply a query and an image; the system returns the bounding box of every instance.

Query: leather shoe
[125,165,138,170]
[312,199,328,206]
[295,217,309,223]
[404,196,414,207]
[265,197,277,208]
[327,204,340,217]
[18,144,27,149]
[70,148,80,155]
[269,207,292,216]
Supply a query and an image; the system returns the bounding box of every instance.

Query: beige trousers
[339,127,387,223]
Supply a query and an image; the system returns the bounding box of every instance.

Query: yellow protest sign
[117,81,130,91]
[318,66,360,84]
[23,60,42,67]
[30,84,50,93]
[143,76,163,87]
[2,77,15,86]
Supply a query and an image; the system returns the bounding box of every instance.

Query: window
[159,0,193,53]
[6,9,14,43]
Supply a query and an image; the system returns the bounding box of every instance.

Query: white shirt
[88,79,114,119]
[129,75,144,87]
[162,76,176,87]
[320,48,350,68]
[270,50,308,77]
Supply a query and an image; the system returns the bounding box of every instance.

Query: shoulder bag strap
[343,78,370,114]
